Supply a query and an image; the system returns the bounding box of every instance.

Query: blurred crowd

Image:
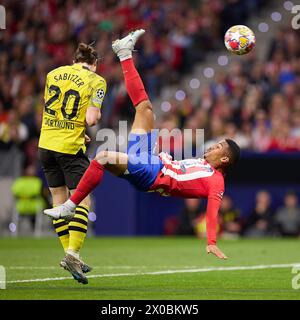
[170,189,300,239]
[158,26,300,155]
[0,0,271,170]
[1,0,300,238]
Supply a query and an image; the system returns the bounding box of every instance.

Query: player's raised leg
[112,29,154,134]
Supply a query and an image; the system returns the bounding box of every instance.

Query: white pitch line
[7,266,127,269]
[5,263,300,284]
[7,265,201,270]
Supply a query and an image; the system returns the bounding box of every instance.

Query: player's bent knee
[49,186,68,206]
[95,150,119,166]
[95,150,108,163]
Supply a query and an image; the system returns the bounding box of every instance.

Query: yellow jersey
[38,63,106,154]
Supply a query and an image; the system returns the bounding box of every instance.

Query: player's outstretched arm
[205,195,228,259]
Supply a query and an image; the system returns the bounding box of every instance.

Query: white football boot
[112,29,145,61]
[43,201,76,220]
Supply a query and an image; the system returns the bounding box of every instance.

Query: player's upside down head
[203,138,240,173]
[44,29,241,260]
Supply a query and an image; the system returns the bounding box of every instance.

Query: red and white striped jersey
[149,152,225,245]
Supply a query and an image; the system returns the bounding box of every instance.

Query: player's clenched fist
[206,245,228,260]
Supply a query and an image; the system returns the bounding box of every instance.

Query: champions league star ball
[224,25,256,55]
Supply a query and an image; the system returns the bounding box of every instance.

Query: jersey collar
[72,63,90,71]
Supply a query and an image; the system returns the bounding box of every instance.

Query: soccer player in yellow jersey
[38,43,106,284]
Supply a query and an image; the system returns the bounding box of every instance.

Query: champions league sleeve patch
[92,88,105,106]
[96,88,105,100]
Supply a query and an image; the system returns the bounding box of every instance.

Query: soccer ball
[224,25,256,55]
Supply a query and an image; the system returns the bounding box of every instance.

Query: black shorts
[38,147,90,190]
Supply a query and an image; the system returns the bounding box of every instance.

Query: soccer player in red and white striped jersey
[44,30,240,261]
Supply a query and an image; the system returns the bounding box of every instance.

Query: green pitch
[0,237,299,300]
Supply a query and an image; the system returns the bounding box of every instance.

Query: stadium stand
[1,0,300,238]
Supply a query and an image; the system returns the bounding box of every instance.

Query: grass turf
[0,237,299,300]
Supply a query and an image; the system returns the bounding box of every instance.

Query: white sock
[117,49,132,61]
[64,199,76,211]
[66,249,80,259]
